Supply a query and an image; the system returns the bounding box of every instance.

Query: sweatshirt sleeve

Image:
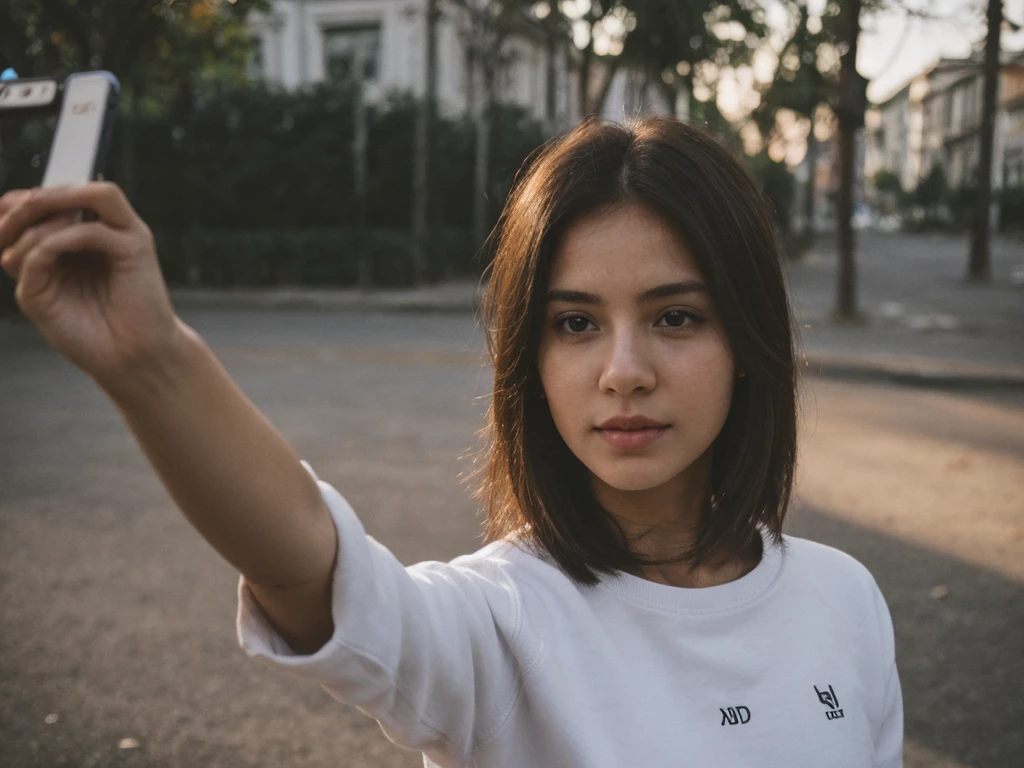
[874,660,904,768]
[870,577,903,768]
[236,461,535,763]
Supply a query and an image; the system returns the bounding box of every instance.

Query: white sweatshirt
[238,462,903,767]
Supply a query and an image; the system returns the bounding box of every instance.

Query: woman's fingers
[14,221,126,305]
[0,182,138,247]
[0,213,78,279]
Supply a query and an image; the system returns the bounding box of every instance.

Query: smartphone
[41,71,119,187]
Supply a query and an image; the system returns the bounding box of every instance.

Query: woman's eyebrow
[546,281,708,305]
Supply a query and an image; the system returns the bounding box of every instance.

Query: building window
[323,24,381,82]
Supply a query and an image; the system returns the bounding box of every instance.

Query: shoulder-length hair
[472,116,797,586]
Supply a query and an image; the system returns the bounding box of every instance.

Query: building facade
[865,50,1024,199]
[248,0,673,129]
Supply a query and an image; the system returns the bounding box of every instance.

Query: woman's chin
[589,466,679,494]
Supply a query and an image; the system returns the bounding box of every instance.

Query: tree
[755,2,838,249]
[0,1,263,88]
[452,0,531,249]
[913,165,947,214]
[968,0,1002,282]
[0,0,265,314]
[562,0,767,118]
[748,149,797,239]
[0,0,264,199]
[623,0,765,116]
[534,1,572,133]
[872,168,903,214]
[832,0,868,322]
[873,168,902,195]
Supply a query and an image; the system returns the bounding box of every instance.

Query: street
[1,307,1022,768]
[786,230,1024,368]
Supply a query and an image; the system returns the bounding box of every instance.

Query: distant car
[877,214,901,232]
[853,205,875,230]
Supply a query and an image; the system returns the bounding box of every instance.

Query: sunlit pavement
[2,310,1021,767]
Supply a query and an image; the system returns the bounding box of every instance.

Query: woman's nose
[597,329,656,396]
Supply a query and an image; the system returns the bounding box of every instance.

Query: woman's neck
[625,534,763,588]
[592,453,762,589]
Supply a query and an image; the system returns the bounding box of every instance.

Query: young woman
[0,116,902,767]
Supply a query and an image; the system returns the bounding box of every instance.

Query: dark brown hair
[472,115,797,586]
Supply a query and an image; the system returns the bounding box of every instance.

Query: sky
[712,0,1024,161]
[858,0,1024,102]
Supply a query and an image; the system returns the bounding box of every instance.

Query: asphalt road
[1,309,1021,768]
[786,231,1024,368]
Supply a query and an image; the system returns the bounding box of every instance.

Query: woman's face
[537,203,737,498]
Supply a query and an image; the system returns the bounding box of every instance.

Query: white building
[248,0,672,130]
[865,49,1024,196]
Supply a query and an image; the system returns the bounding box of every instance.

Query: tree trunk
[545,30,558,133]
[473,66,492,250]
[803,118,818,247]
[412,0,438,284]
[968,0,1001,282]
[466,41,476,118]
[834,0,863,322]
[353,77,370,290]
[592,57,622,119]
[579,42,593,117]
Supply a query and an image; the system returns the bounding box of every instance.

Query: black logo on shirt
[815,685,844,720]
[720,706,751,725]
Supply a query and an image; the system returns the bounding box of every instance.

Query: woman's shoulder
[443,535,564,583]
[780,534,876,580]
[778,533,893,629]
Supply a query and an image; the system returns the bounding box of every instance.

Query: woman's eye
[657,310,697,328]
[558,314,594,334]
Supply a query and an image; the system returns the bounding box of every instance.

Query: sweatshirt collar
[596,528,786,614]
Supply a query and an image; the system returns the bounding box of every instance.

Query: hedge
[154,226,478,288]
[0,80,544,287]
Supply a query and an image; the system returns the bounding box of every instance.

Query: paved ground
[786,230,1023,376]
[1,307,1021,768]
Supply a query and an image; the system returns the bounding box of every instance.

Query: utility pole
[353,58,370,290]
[473,46,492,252]
[968,0,1002,282]
[412,0,438,284]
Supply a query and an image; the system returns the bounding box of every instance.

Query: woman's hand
[0,182,184,386]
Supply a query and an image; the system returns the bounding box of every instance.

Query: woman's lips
[596,426,669,450]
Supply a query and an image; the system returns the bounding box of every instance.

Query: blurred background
[1,1,1022,767]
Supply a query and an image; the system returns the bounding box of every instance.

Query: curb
[801,354,1024,390]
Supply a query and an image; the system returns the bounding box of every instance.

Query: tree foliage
[873,168,902,196]
[562,0,767,116]
[0,0,265,104]
[755,1,837,140]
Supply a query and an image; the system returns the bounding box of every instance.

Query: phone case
[42,71,120,187]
